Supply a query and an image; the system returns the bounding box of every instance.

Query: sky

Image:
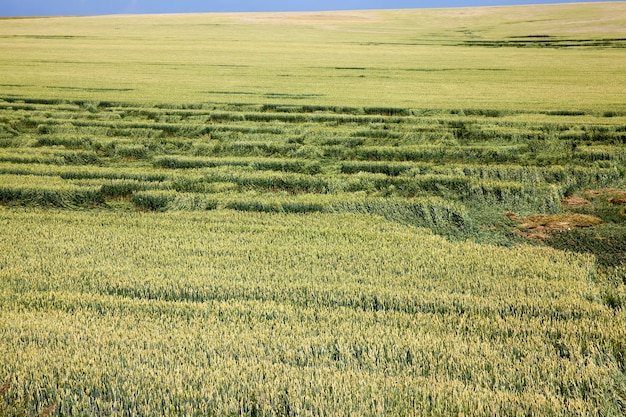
[0,0,617,17]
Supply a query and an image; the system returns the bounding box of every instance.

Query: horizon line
[0,1,619,18]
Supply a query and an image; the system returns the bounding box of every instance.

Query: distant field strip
[1,4,625,109]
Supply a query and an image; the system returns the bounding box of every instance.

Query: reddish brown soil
[506,212,602,241]
[608,195,626,206]
[561,196,591,208]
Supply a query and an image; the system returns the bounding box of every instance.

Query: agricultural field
[0,2,626,416]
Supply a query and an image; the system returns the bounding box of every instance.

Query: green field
[1,2,626,416]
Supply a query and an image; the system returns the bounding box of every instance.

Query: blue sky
[0,0,616,16]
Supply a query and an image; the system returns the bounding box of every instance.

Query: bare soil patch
[608,195,626,206]
[506,212,602,240]
[561,196,590,208]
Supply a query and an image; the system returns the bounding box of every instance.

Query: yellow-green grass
[0,3,625,110]
[0,208,625,416]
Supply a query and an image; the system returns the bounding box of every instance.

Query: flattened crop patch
[505,212,602,240]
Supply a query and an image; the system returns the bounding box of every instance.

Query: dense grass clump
[548,225,626,268]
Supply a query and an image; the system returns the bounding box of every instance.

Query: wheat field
[0,2,625,416]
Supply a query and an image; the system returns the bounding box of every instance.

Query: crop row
[4,99,626,144]
[3,96,625,118]
[0,169,568,213]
